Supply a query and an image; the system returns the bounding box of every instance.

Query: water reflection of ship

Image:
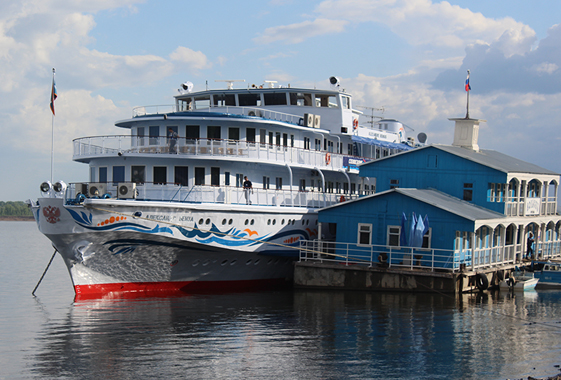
[30,291,555,379]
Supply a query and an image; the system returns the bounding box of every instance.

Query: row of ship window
[176,92,351,110]
[183,258,292,268]
[135,125,357,155]
[198,218,316,226]
[93,165,372,194]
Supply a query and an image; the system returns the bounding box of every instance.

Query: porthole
[250,219,254,225]
[230,260,237,265]
[246,259,252,265]
[222,219,227,225]
[221,260,228,266]
[272,219,276,225]
[306,219,309,225]
[267,219,271,225]
[254,259,260,265]
[202,260,210,266]
[267,259,274,264]
[301,220,305,225]
[245,219,249,225]
[292,220,295,225]
[229,219,233,224]
[282,219,285,225]
[192,260,200,267]
[199,218,204,225]
[206,218,210,225]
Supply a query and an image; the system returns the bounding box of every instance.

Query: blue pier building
[311,118,561,272]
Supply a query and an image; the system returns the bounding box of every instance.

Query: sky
[1,0,561,201]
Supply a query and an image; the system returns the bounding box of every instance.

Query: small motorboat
[531,261,561,289]
[499,271,539,291]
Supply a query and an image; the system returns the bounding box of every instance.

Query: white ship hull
[32,197,317,298]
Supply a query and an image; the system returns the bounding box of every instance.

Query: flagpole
[465,69,470,119]
[51,68,55,183]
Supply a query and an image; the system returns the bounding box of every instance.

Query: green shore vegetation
[0,201,33,217]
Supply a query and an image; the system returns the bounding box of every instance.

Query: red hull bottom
[74,278,292,301]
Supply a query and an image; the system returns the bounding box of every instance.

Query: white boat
[28,77,414,298]
[499,272,539,291]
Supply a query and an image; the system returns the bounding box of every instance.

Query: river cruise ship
[29,77,414,297]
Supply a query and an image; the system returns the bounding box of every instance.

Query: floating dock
[294,261,518,294]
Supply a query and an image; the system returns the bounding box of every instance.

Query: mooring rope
[32,248,57,296]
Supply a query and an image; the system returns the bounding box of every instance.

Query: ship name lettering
[348,158,363,166]
[179,216,194,222]
[147,215,173,221]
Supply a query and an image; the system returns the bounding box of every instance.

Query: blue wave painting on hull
[174,224,271,247]
[66,208,93,226]
[67,208,173,234]
[67,208,313,250]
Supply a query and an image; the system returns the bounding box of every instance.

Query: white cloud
[169,46,211,70]
[532,62,559,75]
[314,0,535,53]
[254,18,348,44]
[433,24,561,94]
[5,88,126,157]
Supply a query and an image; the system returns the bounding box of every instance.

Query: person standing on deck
[526,232,535,259]
[243,176,253,205]
[168,128,178,153]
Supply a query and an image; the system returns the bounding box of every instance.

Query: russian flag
[50,77,57,115]
[465,71,471,92]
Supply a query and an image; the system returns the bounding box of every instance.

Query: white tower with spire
[449,70,485,152]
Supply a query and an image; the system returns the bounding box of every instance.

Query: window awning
[352,135,413,151]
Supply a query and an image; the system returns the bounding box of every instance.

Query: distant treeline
[0,201,32,216]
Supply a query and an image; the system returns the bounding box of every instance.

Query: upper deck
[117,83,410,149]
[120,83,358,137]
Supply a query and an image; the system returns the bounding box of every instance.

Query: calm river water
[1,221,561,379]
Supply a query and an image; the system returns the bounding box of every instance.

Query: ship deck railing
[299,239,561,272]
[132,105,305,126]
[73,136,402,169]
[65,182,356,208]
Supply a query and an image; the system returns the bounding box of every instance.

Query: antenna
[356,106,385,126]
[215,79,245,90]
[264,80,277,88]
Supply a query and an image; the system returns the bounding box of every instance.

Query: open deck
[73,136,402,170]
[64,182,352,208]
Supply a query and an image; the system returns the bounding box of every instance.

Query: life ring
[475,273,489,290]
[353,119,358,130]
[340,195,346,202]
[325,152,331,165]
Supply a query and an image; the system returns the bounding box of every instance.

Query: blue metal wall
[359,146,508,214]
[319,191,475,252]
